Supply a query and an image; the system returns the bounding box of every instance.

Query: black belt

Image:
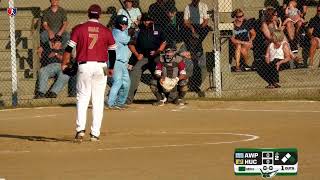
[78,61,105,65]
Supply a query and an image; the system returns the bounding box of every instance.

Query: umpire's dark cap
[88,4,102,16]
[141,13,153,21]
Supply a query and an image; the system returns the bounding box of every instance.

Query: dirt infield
[0,101,319,180]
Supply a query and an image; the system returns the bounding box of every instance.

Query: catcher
[150,44,188,106]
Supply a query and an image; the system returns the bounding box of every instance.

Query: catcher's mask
[164,47,176,63]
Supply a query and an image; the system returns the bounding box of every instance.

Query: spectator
[261,8,283,43]
[117,0,142,29]
[183,0,210,97]
[282,0,307,52]
[148,0,167,27]
[259,29,291,88]
[41,0,69,47]
[307,4,320,69]
[35,36,69,98]
[151,44,188,106]
[260,8,304,67]
[283,0,307,18]
[126,13,166,104]
[162,6,184,46]
[230,8,256,72]
[283,0,304,35]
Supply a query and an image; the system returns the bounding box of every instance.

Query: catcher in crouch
[150,45,188,106]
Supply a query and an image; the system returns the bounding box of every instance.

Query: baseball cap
[115,15,129,25]
[166,5,177,13]
[88,4,102,16]
[141,13,153,21]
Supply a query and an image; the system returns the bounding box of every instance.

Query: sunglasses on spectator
[236,14,244,18]
[317,9,320,12]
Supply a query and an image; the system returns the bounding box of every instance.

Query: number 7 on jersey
[88,33,98,49]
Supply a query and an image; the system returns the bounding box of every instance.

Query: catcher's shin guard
[178,80,188,99]
[150,80,163,101]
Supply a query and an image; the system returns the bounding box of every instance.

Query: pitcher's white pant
[76,61,107,137]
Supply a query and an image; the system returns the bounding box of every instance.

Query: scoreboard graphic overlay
[234,148,298,178]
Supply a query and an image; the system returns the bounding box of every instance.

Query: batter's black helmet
[115,15,129,25]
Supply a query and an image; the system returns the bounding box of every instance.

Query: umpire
[126,13,166,104]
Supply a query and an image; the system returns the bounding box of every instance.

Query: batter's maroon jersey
[68,19,116,62]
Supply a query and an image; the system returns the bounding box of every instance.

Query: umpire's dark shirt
[135,24,166,57]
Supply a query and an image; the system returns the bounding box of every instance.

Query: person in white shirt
[183,0,209,35]
[262,29,291,88]
[117,0,142,29]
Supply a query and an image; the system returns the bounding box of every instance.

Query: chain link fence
[0,0,320,108]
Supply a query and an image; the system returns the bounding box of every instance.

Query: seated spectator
[150,45,188,106]
[230,9,256,72]
[282,0,307,52]
[307,4,320,69]
[261,8,283,42]
[183,0,210,97]
[34,36,69,98]
[117,0,142,29]
[283,0,304,34]
[41,0,69,47]
[258,29,291,88]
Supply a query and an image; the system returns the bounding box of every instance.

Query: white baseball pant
[76,61,107,137]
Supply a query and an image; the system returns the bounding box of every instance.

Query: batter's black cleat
[90,133,100,142]
[74,130,85,143]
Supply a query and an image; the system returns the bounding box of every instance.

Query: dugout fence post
[8,0,18,107]
[213,0,222,97]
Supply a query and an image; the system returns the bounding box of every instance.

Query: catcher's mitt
[62,61,78,76]
[160,77,179,92]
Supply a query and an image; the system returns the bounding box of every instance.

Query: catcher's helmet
[164,44,177,63]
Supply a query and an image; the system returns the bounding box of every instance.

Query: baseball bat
[118,0,133,21]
